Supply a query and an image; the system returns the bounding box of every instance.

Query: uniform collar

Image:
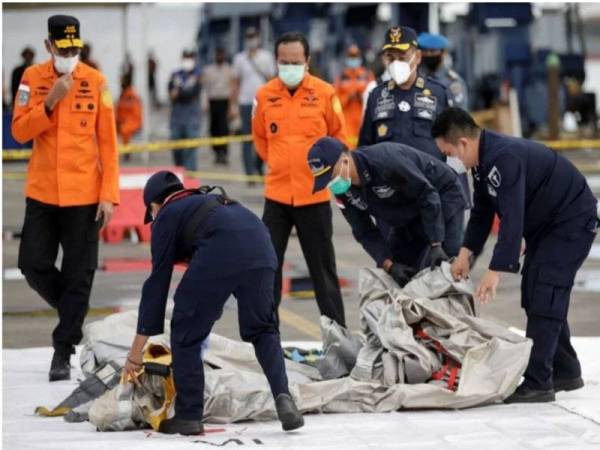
[477,129,487,171]
[352,151,372,186]
[275,72,314,96]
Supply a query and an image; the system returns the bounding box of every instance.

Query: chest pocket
[264,106,285,140]
[70,99,98,135]
[298,107,326,137]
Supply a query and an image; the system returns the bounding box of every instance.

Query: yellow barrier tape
[2,134,254,161]
[5,134,600,161]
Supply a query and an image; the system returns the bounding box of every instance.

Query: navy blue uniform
[358,76,450,159]
[136,193,289,420]
[337,143,466,269]
[464,130,598,390]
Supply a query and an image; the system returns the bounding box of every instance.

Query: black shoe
[504,384,555,404]
[49,351,71,382]
[554,376,584,392]
[275,394,304,431]
[158,417,204,435]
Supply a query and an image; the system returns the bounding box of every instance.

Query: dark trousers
[170,268,289,420]
[521,210,597,390]
[209,99,229,163]
[262,199,346,327]
[388,211,464,270]
[18,198,99,354]
[240,104,263,176]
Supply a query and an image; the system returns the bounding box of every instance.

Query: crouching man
[124,171,304,434]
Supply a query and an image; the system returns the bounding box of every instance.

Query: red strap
[448,367,459,390]
[431,363,449,381]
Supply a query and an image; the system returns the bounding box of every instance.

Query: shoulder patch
[416,77,425,89]
[332,95,342,115]
[487,166,502,188]
[101,89,113,108]
[17,83,30,107]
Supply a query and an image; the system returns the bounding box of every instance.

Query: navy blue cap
[382,26,418,52]
[143,171,184,223]
[417,32,448,50]
[308,137,346,193]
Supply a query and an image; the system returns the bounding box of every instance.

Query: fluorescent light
[485,18,518,28]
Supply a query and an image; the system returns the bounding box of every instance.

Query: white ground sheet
[4,338,600,450]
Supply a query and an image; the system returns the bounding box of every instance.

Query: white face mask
[53,54,79,74]
[246,37,260,50]
[182,58,195,71]
[446,156,467,174]
[278,64,306,88]
[386,55,415,85]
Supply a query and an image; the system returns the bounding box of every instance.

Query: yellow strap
[34,405,71,417]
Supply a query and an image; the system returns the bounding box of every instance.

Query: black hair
[275,31,310,59]
[431,107,480,142]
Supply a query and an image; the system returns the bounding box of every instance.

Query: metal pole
[428,3,439,34]
[140,3,150,164]
[547,53,561,140]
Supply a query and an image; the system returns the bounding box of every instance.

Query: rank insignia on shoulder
[377,123,388,137]
[387,80,395,90]
[423,88,431,96]
[416,77,425,89]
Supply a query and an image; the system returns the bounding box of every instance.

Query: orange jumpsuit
[334,66,374,148]
[116,85,142,145]
[12,59,119,206]
[252,74,348,206]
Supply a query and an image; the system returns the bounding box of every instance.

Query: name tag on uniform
[414,94,437,111]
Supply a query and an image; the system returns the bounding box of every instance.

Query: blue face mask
[346,57,361,69]
[278,63,305,88]
[328,157,352,195]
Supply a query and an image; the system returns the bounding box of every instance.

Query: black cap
[48,15,83,49]
[143,171,184,224]
[381,26,418,52]
[308,137,347,193]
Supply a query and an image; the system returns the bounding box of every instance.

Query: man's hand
[123,334,149,387]
[45,74,73,111]
[475,269,500,304]
[228,103,240,121]
[451,247,472,281]
[95,201,114,229]
[389,263,415,287]
[421,242,449,270]
[123,352,143,387]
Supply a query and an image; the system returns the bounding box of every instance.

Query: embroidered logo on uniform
[416,77,425,89]
[372,185,395,198]
[398,101,410,112]
[270,122,278,133]
[487,184,497,197]
[267,96,281,103]
[377,123,388,137]
[488,166,502,188]
[81,80,89,87]
[380,89,389,99]
[389,27,402,43]
[80,119,87,128]
[345,191,368,210]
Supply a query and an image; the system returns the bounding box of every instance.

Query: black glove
[426,245,449,270]
[388,263,415,287]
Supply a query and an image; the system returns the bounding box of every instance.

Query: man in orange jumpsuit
[116,72,143,160]
[252,32,348,327]
[12,15,119,382]
[334,44,374,148]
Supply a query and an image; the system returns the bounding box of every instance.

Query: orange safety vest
[334,66,374,148]
[116,85,142,145]
[252,74,348,206]
[12,59,119,206]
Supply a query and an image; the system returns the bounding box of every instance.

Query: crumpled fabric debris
[68,263,530,430]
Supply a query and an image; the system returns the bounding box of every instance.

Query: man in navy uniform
[123,171,304,434]
[417,32,469,111]
[432,108,598,403]
[308,137,466,286]
[359,26,451,159]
